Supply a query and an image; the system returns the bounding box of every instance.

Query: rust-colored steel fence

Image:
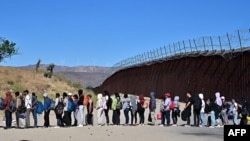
[92,29,250,103]
[93,48,250,103]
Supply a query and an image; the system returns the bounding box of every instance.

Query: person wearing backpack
[3,90,13,129]
[43,92,51,128]
[54,93,63,128]
[31,92,38,128]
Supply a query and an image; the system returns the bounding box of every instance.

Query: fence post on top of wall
[183,40,186,53]
[193,39,197,52]
[189,39,192,52]
[218,36,222,52]
[237,30,242,51]
[203,37,206,50]
[227,33,232,50]
[210,36,214,51]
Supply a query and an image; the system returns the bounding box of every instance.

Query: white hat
[43,93,48,97]
[68,93,72,96]
[221,96,225,100]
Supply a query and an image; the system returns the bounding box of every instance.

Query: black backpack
[17,98,26,113]
[55,102,64,115]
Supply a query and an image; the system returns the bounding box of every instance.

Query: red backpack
[169,101,175,110]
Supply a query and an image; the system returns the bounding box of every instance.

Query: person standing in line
[163,93,171,126]
[149,91,156,125]
[183,91,193,127]
[15,91,21,128]
[96,93,104,126]
[172,95,180,126]
[112,93,121,126]
[43,92,51,128]
[232,98,239,125]
[121,93,131,126]
[4,90,13,129]
[130,95,138,126]
[77,89,84,127]
[72,94,79,126]
[86,94,93,125]
[62,92,70,127]
[54,93,63,128]
[199,93,206,127]
[24,90,32,128]
[220,96,229,126]
[31,92,38,128]
[103,90,112,126]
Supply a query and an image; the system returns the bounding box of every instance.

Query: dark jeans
[55,113,62,126]
[172,110,179,124]
[32,109,38,127]
[138,109,145,124]
[5,110,12,128]
[63,111,71,126]
[112,109,120,125]
[130,109,138,125]
[15,112,20,128]
[104,109,110,124]
[161,111,170,125]
[193,109,200,126]
[124,108,129,125]
[44,110,50,127]
[186,109,191,125]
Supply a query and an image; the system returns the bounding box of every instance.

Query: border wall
[92,29,250,103]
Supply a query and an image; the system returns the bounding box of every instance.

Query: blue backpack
[0,98,5,110]
[67,100,74,112]
[36,101,44,114]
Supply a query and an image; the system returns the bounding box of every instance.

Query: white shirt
[25,94,32,109]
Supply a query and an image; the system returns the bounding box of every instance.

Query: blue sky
[0,0,249,67]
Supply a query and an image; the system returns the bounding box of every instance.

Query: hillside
[19,64,113,88]
[0,66,81,98]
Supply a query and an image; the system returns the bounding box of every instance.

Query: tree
[35,59,41,72]
[0,37,18,62]
[44,63,55,78]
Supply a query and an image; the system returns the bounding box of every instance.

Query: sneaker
[209,126,215,128]
[172,124,177,127]
[216,125,221,128]
[54,126,60,128]
[184,125,191,127]
[77,125,83,127]
[159,124,164,127]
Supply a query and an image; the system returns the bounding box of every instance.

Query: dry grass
[0,66,79,99]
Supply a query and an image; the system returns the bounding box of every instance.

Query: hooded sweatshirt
[215,92,222,106]
[96,93,103,110]
[173,96,180,109]
[130,95,137,114]
[199,93,205,113]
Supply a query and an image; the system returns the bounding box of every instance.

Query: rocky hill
[19,64,113,88]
